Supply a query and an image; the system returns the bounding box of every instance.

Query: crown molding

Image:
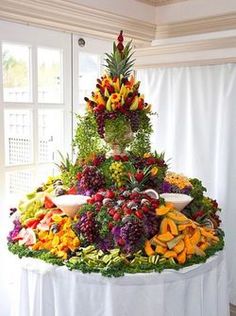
[134,36,236,68]
[136,0,187,7]
[0,0,155,45]
[136,36,236,56]
[155,13,236,39]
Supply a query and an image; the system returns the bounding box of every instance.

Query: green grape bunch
[109,161,126,188]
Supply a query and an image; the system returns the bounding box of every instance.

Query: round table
[12,251,229,316]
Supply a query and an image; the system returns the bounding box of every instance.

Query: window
[2,43,32,102]
[73,35,112,115]
[0,20,72,203]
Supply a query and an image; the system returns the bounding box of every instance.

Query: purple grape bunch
[95,112,106,138]
[78,166,105,194]
[120,217,145,253]
[128,111,140,132]
[74,211,98,244]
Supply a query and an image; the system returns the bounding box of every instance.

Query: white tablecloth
[12,251,229,316]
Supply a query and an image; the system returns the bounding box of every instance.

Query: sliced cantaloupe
[157,232,174,242]
[167,211,188,223]
[173,239,185,254]
[194,245,206,257]
[184,235,195,255]
[160,217,169,234]
[167,235,184,250]
[164,250,177,259]
[156,205,172,216]
[167,218,178,236]
[199,242,209,251]
[151,236,166,247]
[155,245,167,255]
[144,240,155,256]
[177,249,186,264]
[190,228,201,245]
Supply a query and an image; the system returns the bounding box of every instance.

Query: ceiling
[135,0,188,6]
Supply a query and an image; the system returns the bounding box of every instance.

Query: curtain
[137,64,236,305]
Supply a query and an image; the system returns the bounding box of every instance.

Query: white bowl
[144,189,159,200]
[160,193,193,211]
[52,194,89,217]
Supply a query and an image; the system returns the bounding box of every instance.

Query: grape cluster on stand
[78,166,105,194]
[109,162,125,188]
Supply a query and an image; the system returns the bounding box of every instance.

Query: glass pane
[6,169,34,197]
[78,52,101,105]
[2,43,31,102]
[38,48,63,103]
[38,109,64,163]
[4,110,33,166]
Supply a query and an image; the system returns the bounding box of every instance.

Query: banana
[144,104,152,112]
[113,77,120,92]
[121,96,125,106]
[130,96,139,110]
[104,87,110,98]
[119,84,125,96]
[106,95,113,111]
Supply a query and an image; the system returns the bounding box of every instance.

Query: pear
[130,96,139,110]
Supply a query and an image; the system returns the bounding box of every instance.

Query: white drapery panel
[137,64,236,304]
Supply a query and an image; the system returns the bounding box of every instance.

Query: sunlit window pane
[38,109,64,163]
[2,43,31,102]
[78,53,101,106]
[4,110,33,166]
[38,48,63,103]
[6,169,34,197]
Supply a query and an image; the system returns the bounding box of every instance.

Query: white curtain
[137,64,236,305]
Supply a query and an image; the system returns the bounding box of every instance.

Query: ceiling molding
[134,36,236,67]
[0,0,155,45]
[135,0,187,7]
[155,13,236,39]
[136,36,236,56]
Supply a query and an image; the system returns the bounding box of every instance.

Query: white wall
[155,0,236,24]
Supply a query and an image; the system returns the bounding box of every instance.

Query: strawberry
[87,197,95,204]
[124,208,132,215]
[117,238,125,246]
[113,212,121,221]
[106,190,115,199]
[121,155,129,162]
[113,155,122,161]
[109,208,116,217]
[145,157,157,165]
[108,222,114,231]
[44,196,55,209]
[134,172,144,182]
[192,210,205,220]
[94,193,104,202]
[97,104,105,111]
[141,205,149,213]
[67,187,77,195]
[135,210,143,219]
[77,172,82,180]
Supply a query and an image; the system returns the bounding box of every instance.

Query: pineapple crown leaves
[104,36,135,78]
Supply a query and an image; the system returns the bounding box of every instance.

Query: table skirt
[12,251,229,316]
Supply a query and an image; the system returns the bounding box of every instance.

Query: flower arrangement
[7,32,224,277]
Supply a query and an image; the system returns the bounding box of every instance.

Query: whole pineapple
[104,30,135,78]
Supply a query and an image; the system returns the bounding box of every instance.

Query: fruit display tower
[8,31,224,277]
